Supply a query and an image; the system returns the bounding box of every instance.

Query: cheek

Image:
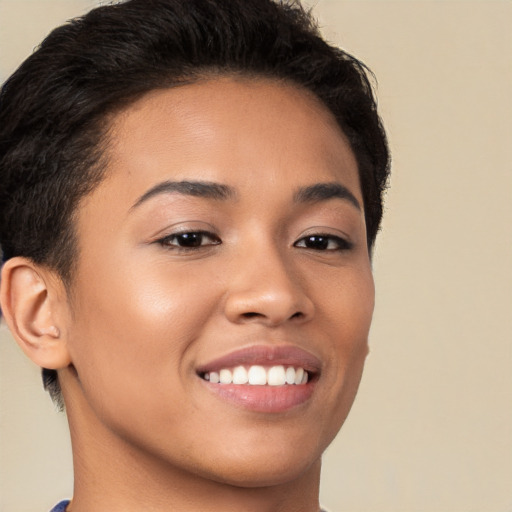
[316,265,374,426]
[323,262,375,344]
[66,257,220,412]
[335,266,374,376]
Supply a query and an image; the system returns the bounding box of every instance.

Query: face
[62,78,374,486]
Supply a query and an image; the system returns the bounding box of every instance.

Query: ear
[0,257,71,369]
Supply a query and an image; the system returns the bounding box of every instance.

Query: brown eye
[294,234,352,251]
[159,231,221,249]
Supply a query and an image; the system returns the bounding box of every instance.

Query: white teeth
[294,367,304,385]
[268,365,286,386]
[285,366,296,384]
[203,365,310,386]
[232,366,248,384]
[219,369,232,384]
[248,365,267,385]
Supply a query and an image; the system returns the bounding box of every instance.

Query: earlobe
[0,257,71,369]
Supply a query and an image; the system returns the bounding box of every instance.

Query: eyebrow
[131,180,236,209]
[293,182,361,211]
[131,179,360,212]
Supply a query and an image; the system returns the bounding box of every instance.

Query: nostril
[242,312,261,319]
[240,311,304,321]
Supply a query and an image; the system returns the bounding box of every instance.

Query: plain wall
[1,1,511,511]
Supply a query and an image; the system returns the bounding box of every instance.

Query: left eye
[158,231,221,249]
[294,234,352,251]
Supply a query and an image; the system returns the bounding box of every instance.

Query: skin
[2,78,374,511]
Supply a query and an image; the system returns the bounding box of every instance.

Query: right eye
[294,233,353,252]
[157,231,221,250]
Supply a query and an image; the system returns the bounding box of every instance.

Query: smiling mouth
[196,345,320,412]
[201,365,309,386]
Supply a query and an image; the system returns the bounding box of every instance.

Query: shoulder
[49,500,70,512]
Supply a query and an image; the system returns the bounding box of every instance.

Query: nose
[223,245,315,327]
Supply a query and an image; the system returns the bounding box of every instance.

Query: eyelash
[157,230,221,250]
[294,234,353,252]
[156,231,352,252]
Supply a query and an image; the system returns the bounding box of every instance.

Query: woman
[0,0,389,510]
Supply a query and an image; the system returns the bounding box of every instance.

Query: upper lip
[196,345,322,375]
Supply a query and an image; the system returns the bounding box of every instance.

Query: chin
[182,426,327,488]
[202,452,322,488]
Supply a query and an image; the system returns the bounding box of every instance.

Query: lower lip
[201,380,316,413]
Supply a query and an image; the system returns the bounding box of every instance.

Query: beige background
[1,1,511,511]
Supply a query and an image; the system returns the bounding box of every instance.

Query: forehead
[80,78,361,222]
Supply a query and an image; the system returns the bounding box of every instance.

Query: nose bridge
[223,235,314,325]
